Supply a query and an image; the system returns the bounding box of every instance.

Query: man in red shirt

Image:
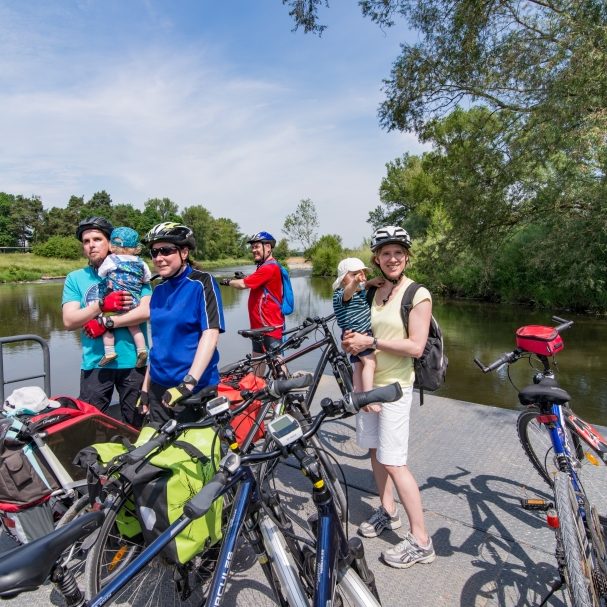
[221,231,284,353]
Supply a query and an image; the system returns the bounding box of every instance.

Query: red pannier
[218,373,266,446]
[515,325,564,356]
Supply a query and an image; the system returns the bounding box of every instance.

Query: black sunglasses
[150,246,179,258]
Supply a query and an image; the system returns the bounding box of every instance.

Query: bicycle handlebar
[552,316,574,333]
[122,375,314,465]
[473,351,521,374]
[184,382,402,520]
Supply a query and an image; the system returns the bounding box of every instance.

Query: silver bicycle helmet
[142,222,196,250]
[370,225,411,252]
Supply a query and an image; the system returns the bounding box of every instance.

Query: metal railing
[0,334,51,402]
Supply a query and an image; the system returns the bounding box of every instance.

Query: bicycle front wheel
[84,488,217,606]
[553,471,597,607]
[517,408,607,490]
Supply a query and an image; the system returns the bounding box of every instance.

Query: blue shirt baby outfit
[332,287,372,334]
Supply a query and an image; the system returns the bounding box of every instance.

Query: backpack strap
[399,281,425,404]
[261,260,283,307]
[399,281,422,333]
[365,286,377,306]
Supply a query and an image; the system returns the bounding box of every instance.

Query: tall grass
[0,254,84,282]
[0,253,256,283]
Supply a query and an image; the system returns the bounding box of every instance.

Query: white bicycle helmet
[142,222,196,249]
[370,225,412,252]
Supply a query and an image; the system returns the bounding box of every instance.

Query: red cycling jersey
[243,259,284,338]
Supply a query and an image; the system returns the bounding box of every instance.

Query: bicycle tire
[55,493,94,572]
[553,471,597,607]
[84,487,218,606]
[308,434,348,521]
[517,407,607,488]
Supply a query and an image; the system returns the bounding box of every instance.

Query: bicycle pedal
[520,498,553,511]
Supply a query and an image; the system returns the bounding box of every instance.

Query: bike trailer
[0,394,138,543]
[516,325,564,356]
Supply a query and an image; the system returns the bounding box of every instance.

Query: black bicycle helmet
[142,222,196,250]
[247,231,276,247]
[370,225,412,252]
[76,216,114,241]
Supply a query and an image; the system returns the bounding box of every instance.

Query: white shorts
[355,386,413,466]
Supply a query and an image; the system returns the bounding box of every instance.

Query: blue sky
[0,1,425,247]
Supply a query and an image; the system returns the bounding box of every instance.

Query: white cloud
[0,6,428,247]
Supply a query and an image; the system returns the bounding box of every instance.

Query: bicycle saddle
[518,377,571,407]
[0,510,103,598]
[238,326,281,339]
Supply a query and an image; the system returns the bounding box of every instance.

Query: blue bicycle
[475,317,607,607]
[0,379,400,607]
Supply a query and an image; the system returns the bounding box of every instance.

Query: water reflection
[1,274,606,425]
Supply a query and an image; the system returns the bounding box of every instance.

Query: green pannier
[76,424,223,565]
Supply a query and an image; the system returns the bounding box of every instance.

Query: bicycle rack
[0,334,51,403]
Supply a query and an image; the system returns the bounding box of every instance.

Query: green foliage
[309,234,343,277]
[273,238,290,264]
[32,236,83,260]
[282,198,319,251]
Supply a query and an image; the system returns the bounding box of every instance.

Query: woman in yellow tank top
[342,226,436,570]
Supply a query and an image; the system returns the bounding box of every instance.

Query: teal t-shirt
[62,266,152,370]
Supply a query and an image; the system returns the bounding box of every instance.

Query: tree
[86,191,112,217]
[143,197,181,223]
[282,198,319,253]
[11,196,44,245]
[308,234,343,277]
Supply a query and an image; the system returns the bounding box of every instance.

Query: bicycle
[474,316,607,607]
[0,379,399,607]
[222,314,354,518]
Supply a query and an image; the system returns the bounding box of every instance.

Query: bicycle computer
[267,414,303,447]
[206,396,230,416]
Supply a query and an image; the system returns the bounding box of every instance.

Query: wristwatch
[104,317,115,329]
[182,374,197,386]
[371,337,378,350]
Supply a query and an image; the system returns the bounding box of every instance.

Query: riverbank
[0,253,310,283]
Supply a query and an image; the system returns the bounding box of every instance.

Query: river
[1,267,606,425]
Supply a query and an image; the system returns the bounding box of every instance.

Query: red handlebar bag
[515,325,564,356]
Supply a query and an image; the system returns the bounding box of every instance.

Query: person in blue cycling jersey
[137,222,225,425]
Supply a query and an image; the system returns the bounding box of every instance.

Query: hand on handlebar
[162,383,193,408]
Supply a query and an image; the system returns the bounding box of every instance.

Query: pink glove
[83,317,106,339]
[99,291,131,313]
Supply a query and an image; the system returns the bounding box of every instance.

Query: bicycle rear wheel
[55,493,94,574]
[84,488,218,606]
[553,471,597,607]
[517,408,607,493]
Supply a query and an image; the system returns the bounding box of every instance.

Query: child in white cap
[96,227,152,367]
[332,257,377,398]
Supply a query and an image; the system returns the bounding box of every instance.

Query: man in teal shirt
[62,217,151,426]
